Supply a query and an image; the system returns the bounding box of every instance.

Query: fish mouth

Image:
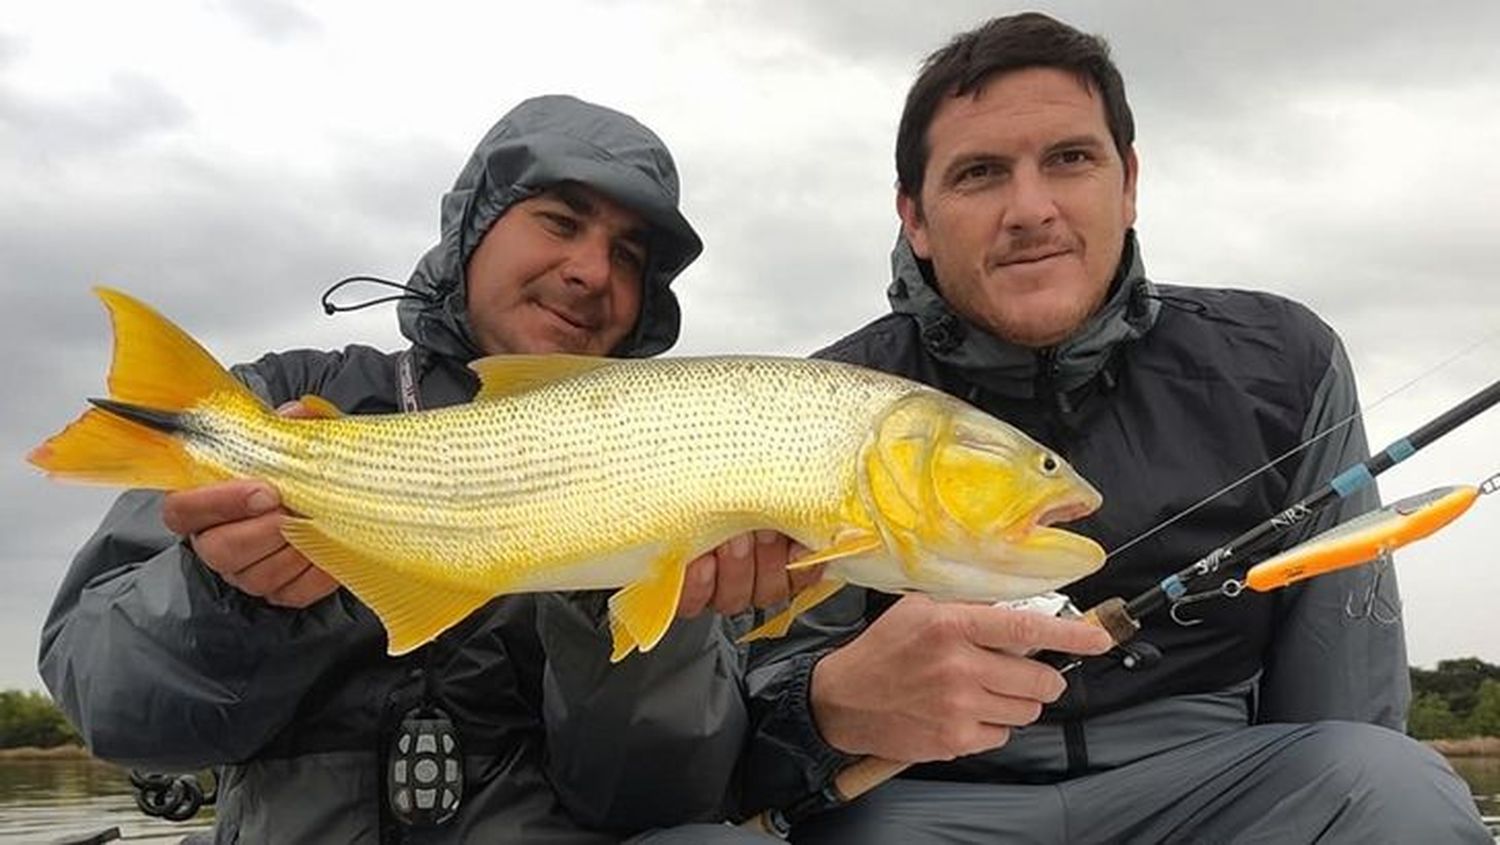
[1035,497,1097,527]
[1003,488,1106,579]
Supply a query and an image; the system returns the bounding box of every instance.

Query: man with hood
[40,95,790,844]
[740,14,1491,843]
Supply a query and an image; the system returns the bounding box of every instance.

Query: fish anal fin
[607,546,690,662]
[785,531,882,571]
[295,395,343,419]
[282,517,491,655]
[469,354,615,400]
[739,577,847,643]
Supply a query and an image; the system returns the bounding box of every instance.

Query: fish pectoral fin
[294,394,343,418]
[785,531,882,570]
[469,354,616,400]
[606,546,690,663]
[282,518,492,656]
[739,577,848,643]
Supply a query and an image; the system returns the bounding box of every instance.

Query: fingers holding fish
[161,480,281,537]
[262,562,340,609]
[710,533,757,614]
[677,553,717,618]
[676,532,817,620]
[161,480,322,604]
[221,542,316,601]
[753,532,820,608]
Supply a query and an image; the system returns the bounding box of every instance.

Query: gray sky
[3,0,1498,692]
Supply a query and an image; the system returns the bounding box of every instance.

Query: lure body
[1246,485,1479,592]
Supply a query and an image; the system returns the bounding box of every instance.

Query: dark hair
[895,12,1135,201]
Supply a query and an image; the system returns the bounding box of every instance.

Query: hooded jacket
[39,95,739,844]
[741,232,1410,811]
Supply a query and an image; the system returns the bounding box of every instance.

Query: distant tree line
[0,689,80,749]
[1408,657,1500,740]
[2,658,1498,750]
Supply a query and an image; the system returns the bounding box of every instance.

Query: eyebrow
[1045,134,1109,155]
[545,184,651,249]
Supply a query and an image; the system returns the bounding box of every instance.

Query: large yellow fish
[30,288,1106,661]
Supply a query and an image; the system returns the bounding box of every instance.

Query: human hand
[159,401,338,608]
[809,594,1114,762]
[677,531,821,618]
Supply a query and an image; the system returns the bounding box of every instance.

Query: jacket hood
[887,229,1159,397]
[399,95,703,360]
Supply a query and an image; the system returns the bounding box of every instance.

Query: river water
[0,756,1495,843]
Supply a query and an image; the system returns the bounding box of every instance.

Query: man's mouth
[997,248,1070,267]
[538,302,600,333]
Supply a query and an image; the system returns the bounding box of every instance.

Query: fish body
[31,288,1107,660]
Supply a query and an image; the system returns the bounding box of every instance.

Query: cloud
[216,0,321,42]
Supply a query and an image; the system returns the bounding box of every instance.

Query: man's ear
[1121,146,1139,228]
[896,191,932,259]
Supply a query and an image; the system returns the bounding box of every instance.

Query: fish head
[857,391,1105,601]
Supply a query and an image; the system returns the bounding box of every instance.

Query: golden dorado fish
[30,288,1107,661]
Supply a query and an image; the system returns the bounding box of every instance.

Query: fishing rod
[741,375,1500,838]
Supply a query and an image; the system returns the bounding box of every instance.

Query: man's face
[899,66,1138,348]
[466,183,650,357]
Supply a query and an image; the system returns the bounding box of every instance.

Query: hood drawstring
[322,276,440,316]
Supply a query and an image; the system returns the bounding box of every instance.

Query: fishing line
[1106,327,1500,562]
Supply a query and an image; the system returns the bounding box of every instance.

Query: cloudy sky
[2,0,1497,693]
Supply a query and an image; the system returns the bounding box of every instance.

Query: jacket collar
[888,229,1159,399]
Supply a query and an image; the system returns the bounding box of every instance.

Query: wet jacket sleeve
[37,354,383,770]
[735,584,866,817]
[1256,336,1411,729]
[536,593,751,832]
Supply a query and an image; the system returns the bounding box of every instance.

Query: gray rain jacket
[742,232,1410,812]
[39,95,741,844]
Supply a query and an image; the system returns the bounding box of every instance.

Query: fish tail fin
[27,287,260,490]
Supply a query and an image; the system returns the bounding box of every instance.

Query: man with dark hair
[743,13,1490,842]
[40,94,794,844]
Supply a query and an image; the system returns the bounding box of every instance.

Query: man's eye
[955,162,996,184]
[614,245,646,272]
[1051,149,1093,167]
[540,212,579,235]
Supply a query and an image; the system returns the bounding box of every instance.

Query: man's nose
[1002,166,1059,232]
[562,231,614,291]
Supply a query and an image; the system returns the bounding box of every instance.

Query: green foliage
[1407,692,1464,740]
[1410,657,1500,718]
[1408,657,1500,739]
[0,689,81,749]
[1469,679,1500,738]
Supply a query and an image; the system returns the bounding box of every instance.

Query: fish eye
[1039,453,1059,475]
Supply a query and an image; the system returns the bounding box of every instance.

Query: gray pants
[791,722,1490,844]
[631,823,780,843]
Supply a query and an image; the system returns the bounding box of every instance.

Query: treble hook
[1345,550,1401,624]
[1169,579,1244,626]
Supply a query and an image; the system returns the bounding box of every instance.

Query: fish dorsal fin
[468,354,616,400]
